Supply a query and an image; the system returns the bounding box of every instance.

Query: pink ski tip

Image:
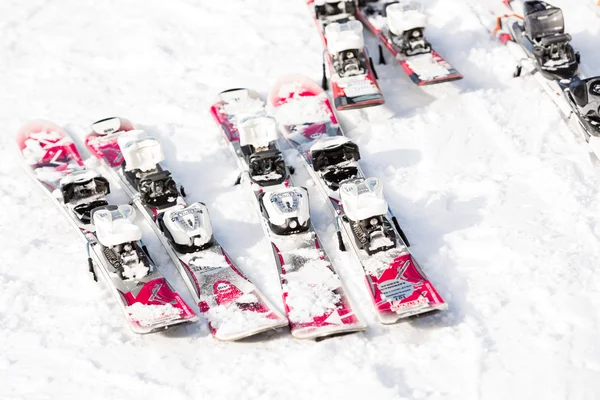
[269,74,325,107]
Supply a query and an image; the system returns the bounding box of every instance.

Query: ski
[307,1,385,110]
[474,0,600,157]
[211,88,366,339]
[268,74,448,323]
[85,117,288,341]
[16,120,198,334]
[355,0,462,85]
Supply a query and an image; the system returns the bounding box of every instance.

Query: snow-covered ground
[3,0,600,399]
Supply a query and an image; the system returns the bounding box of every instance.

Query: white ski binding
[92,205,150,280]
[260,187,310,235]
[340,177,396,255]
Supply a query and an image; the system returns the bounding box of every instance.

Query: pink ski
[355,0,462,85]
[85,117,288,341]
[269,75,448,323]
[17,120,198,334]
[211,89,367,339]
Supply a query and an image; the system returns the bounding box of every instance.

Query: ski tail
[185,247,289,341]
[122,277,198,333]
[368,253,447,324]
[270,240,366,340]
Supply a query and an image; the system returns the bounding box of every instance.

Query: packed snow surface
[3,0,600,399]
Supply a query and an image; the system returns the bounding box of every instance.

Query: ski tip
[269,74,325,107]
[16,120,66,146]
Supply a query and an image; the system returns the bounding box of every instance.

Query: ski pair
[84,118,289,341]
[211,89,368,339]
[268,74,447,322]
[480,0,600,158]
[211,75,447,328]
[308,0,385,110]
[307,0,462,110]
[354,0,462,85]
[16,120,198,334]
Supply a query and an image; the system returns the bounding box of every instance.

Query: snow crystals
[405,53,450,80]
[282,254,341,324]
[221,97,265,116]
[204,297,275,337]
[362,248,407,277]
[272,94,331,126]
[126,302,182,327]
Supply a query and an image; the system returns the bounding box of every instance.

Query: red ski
[306,0,385,110]
[269,74,448,323]
[17,120,198,334]
[211,88,367,339]
[356,0,462,85]
[85,117,288,341]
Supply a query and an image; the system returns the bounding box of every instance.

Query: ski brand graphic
[103,247,122,269]
[391,293,429,312]
[148,283,177,305]
[378,279,415,301]
[149,283,163,301]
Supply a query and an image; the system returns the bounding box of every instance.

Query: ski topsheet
[85,117,288,341]
[268,75,447,323]
[355,0,462,85]
[472,0,600,158]
[17,120,198,334]
[306,0,385,111]
[211,89,366,339]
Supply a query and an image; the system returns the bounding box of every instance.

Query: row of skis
[308,0,463,110]
[18,74,447,341]
[19,0,600,342]
[470,0,600,158]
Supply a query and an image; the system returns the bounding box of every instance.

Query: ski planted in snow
[356,0,462,85]
[211,88,367,339]
[85,117,288,341]
[307,1,385,110]
[17,120,198,334]
[482,0,600,157]
[269,74,448,323]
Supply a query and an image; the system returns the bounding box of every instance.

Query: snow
[271,93,331,125]
[284,257,342,323]
[221,97,265,117]
[405,53,451,80]
[203,296,276,337]
[363,248,408,276]
[4,0,600,398]
[126,302,182,328]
